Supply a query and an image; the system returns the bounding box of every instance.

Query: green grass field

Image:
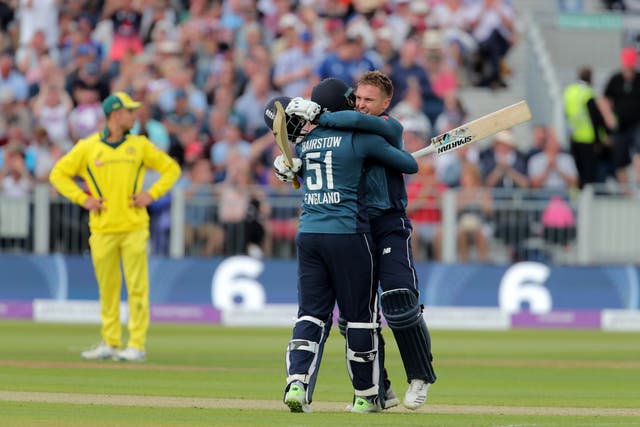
[1,320,639,426]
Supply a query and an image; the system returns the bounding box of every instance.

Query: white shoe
[81,342,118,360]
[383,387,400,409]
[114,346,146,362]
[403,379,430,410]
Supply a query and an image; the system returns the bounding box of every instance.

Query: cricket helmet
[263,96,307,143]
[311,78,355,113]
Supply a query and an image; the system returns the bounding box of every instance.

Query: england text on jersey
[304,191,341,205]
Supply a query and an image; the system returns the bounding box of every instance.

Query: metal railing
[1,184,638,265]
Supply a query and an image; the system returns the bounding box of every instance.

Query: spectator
[422,30,459,99]
[385,0,414,49]
[600,46,640,191]
[163,88,200,165]
[233,71,280,140]
[67,60,111,102]
[456,164,492,262]
[156,65,207,117]
[273,29,317,98]
[563,66,610,189]
[59,33,100,77]
[480,130,529,189]
[29,126,61,184]
[406,156,446,261]
[430,0,477,78]
[182,158,224,257]
[433,91,467,136]
[389,37,443,125]
[215,154,269,257]
[541,194,576,246]
[1,142,32,198]
[17,0,59,51]
[0,2,13,33]
[528,127,579,191]
[27,54,65,98]
[209,120,251,182]
[103,0,144,76]
[524,124,548,166]
[131,101,170,153]
[183,137,206,167]
[204,57,243,105]
[480,130,530,260]
[58,14,102,68]
[68,84,104,141]
[466,0,516,89]
[15,29,59,86]
[31,82,73,151]
[271,12,302,61]
[0,52,29,103]
[314,33,378,87]
[437,141,480,188]
[390,77,432,140]
[0,87,33,142]
[262,162,300,258]
[372,27,398,75]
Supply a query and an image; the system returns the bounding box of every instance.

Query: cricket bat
[273,100,300,189]
[411,100,532,158]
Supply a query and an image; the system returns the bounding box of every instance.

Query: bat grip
[283,159,301,189]
[411,144,436,158]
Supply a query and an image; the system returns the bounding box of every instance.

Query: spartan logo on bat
[437,135,473,154]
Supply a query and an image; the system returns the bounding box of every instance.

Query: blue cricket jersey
[295,125,417,234]
[318,111,408,219]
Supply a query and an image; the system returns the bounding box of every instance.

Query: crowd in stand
[0,0,520,258]
[4,0,587,262]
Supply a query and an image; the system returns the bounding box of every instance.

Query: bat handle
[411,144,436,158]
[292,177,300,189]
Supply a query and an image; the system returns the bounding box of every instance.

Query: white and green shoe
[351,396,382,413]
[284,382,312,413]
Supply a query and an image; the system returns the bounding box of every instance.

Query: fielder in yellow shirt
[49,92,181,362]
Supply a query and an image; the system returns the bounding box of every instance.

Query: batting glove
[273,154,302,182]
[286,97,321,123]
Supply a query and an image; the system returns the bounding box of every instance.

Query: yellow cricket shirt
[49,132,181,234]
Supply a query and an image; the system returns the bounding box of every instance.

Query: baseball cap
[620,46,638,68]
[102,92,141,115]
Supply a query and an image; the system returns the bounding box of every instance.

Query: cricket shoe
[350,395,381,413]
[345,387,398,411]
[114,347,146,362]
[284,381,312,413]
[383,387,400,409]
[403,379,430,410]
[80,342,118,360]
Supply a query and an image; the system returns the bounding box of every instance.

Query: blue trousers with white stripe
[286,233,379,402]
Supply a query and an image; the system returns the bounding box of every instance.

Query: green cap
[102,91,141,115]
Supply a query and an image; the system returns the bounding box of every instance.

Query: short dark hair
[578,66,592,84]
[355,70,394,99]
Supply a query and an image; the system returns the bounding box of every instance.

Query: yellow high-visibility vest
[563,82,596,144]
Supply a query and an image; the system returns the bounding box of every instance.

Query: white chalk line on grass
[1,391,639,417]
